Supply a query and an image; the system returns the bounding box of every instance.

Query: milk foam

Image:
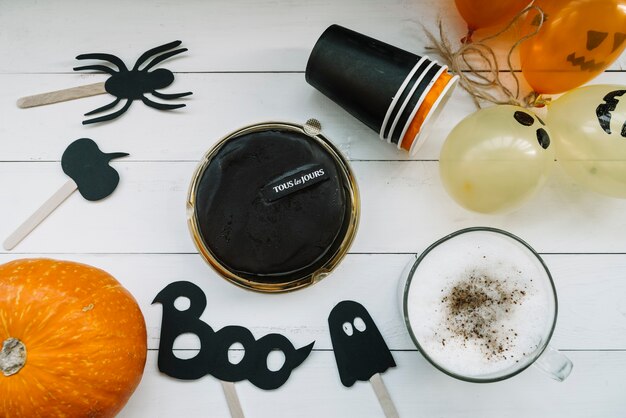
[406,231,555,378]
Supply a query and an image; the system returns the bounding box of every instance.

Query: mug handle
[532,345,573,382]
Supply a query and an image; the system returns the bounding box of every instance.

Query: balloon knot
[461,29,474,44]
[524,91,551,108]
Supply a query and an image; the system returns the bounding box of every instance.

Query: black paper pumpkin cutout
[61,138,128,201]
[152,281,314,390]
[328,300,395,387]
[74,40,192,124]
[596,89,626,137]
[513,110,551,149]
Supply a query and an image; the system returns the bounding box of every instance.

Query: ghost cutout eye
[353,317,367,332]
[613,33,626,53]
[514,111,535,126]
[343,322,354,336]
[587,30,608,50]
[537,128,551,149]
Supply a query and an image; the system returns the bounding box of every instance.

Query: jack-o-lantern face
[520,0,626,94]
[596,90,626,137]
[566,30,626,71]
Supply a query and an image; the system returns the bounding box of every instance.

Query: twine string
[423,5,545,109]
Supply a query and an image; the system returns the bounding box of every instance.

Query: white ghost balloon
[440,105,555,213]
[547,84,626,198]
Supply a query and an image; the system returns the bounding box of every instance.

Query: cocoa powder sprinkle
[440,271,528,361]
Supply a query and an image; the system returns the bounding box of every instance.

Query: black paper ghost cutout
[73,40,192,124]
[596,90,626,137]
[153,281,314,390]
[61,138,128,201]
[328,300,395,387]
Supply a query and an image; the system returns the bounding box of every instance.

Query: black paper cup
[380,56,433,142]
[387,61,443,145]
[306,25,458,155]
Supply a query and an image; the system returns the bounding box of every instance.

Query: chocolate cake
[189,123,358,291]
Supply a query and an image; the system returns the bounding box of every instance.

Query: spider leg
[152,90,193,100]
[75,53,128,71]
[141,48,188,71]
[132,40,182,70]
[83,99,132,125]
[142,96,186,110]
[84,97,122,116]
[73,64,116,75]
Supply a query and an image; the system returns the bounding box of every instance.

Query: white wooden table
[1,1,625,416]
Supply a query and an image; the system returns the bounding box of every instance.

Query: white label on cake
[261,164,329,202]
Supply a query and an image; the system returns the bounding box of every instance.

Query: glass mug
[400,227,573,383]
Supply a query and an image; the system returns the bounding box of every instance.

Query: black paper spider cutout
[73,40,192,125]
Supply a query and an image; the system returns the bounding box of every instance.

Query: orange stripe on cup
[400,71,453,151]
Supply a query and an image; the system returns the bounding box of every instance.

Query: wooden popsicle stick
[17,82,107,108]
[369,373,400,418]
[220,381,245,418]
[3,179,78,250]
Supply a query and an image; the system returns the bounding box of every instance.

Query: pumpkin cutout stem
[0,338,26,377]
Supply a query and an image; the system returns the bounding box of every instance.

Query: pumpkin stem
[0,338,27,377]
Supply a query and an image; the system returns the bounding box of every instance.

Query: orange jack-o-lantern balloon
[454,0,531,33]
[520,0,626,95]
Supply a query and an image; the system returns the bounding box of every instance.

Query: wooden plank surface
[1,0,624,74]
[0,253,623,351]
[1,161,626,254]
[1,72,625,162]
[119,351,626,418]
[1,0,625,417]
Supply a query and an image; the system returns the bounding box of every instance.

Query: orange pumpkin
[0,259,147,417]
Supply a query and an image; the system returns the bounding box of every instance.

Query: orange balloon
[454,0,531,32]
[520,0,626,94]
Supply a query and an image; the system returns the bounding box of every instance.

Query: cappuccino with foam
[404,229,557,380]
